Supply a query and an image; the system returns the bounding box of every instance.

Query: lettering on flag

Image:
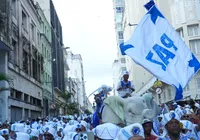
[146,33,178,71]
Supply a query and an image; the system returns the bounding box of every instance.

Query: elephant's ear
[104,96,125,121]
[141,109,154,121]
[142,93,160,117]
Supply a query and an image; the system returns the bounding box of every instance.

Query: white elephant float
[102,93,160,126]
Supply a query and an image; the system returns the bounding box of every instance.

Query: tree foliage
[66,102,79,115]
[0,73,11,92]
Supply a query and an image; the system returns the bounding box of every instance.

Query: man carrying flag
[120,0,200,101]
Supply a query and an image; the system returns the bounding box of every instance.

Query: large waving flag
[120,1,200,101]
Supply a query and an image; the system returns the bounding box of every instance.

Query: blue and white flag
[120,1,200,101]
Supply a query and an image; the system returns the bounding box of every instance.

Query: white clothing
[116,81,134,97]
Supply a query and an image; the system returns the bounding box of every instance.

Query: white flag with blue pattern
[120,1,200,100]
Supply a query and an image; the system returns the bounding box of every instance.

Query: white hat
[26,128,39,137]
[141,119,152,125]
[31,122,38,129]
[69,120,79,125]
[182,108,192,115]
[43,126,56,137]
[63,132,78,140]
[80,121,87,129]
[63,125,76,135]
[175,107,184,118]
[173,102,177,105]
[117,123,144,140]
[57,126,64,132]
[93,123,120,139]
[0,129,9,135]
[11,123,25,132]
[185,105,190,109]
[123,71,129,76]
[16,132,30,140]
[180,120,193,130]
[195,103,200,109]
[161,111,180,126]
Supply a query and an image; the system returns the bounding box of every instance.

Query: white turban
[80,121,87,129]
[16,132,30,140]
[182,108,192,115]
[93,123,120,139]
[43,126,56,137]
[195,103,200,109]
[180,120,193,130]
[11,123,25,132]
[161,111,180,126]
[117,123,144,140]
[0,129,9,135]
[122,71,129,76]
[63,132,78,140]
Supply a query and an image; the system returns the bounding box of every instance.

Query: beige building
[7,0,43,121]
[117,0,200,103]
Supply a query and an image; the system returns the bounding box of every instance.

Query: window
[16,91,22,100]
[23,49,28,74]
[10,89,15,98]
[9,39,17,63]
[22,11,27,30]
[118,40,124,45]
[168,88,172,99]
[45,26,47,34]
[189,39,200,54]
[44,47,46,58]
[42,44,44,55]
[196,78,200,89]
[31,23,35,41]
[24,94,29,102]
[116,0,123,5]
[118,31,123,39]
[116,14,122,22]
[116,7,124,13]
[176,28,184,38]
[12,0,17,17]
[188,25,200,36]
[116,23,122,30]
[47,50,50,61]
[121,67,126,72]
[184,84,190,91]
[32,48,38,80]
[121,58,126,63]
[37,32,40,45]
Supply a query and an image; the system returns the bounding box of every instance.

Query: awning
[0,40,12,51]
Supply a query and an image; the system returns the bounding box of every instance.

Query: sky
[52,0,118,102]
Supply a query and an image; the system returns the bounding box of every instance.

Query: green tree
[0,72,11,92]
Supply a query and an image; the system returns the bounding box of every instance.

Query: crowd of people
[1,70,200,140]
[0,101,200,140]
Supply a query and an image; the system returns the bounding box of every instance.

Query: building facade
[0,0,45,122]
[170,0,200,100]
[50,0,65,93]
[0,0,12,122]
[36,2,52,117]
[117,0,200,103]
[112,0,128,96]
[67,51,86,112]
